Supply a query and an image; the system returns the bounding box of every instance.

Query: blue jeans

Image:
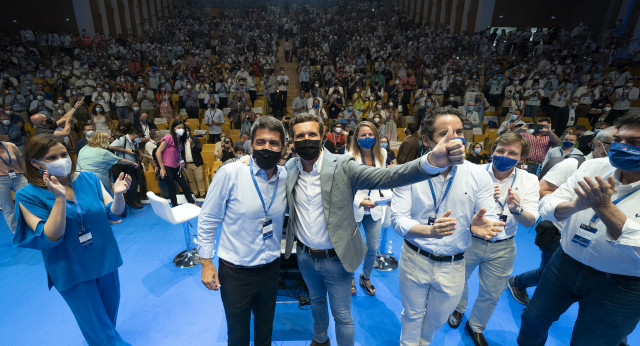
[518,248,640,346]
[512,232,561,289]
[297,247,355,346]
[359,214,381,280]
[0,173,28,233]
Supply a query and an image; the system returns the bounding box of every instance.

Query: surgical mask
[37,96,44,101]
[175,129,185,136]
[511,114,518,121]
[138,78,143,82]
[626,83,633,87]
[280,71,284,75]
[253,149,281,170]
[134,137,142,144]
[9,90,16,94]
[373,118,380,123]
[95,107,102,112]
[358,136,376,149]
[389,102,393,107]
[467,106,474,111]
[133,107,140,112]
[85,130,94,138]
[425,102,432,107]
[562,141,574,148]
[533,86,539,90]
[313,104,319,109]
[514,94,519,99]
[36,157,72,177]
[603,107,612,112]
[140,87,145,91]
[491,155,518,172]
[474,148,482,154]
[347,106,354,111]
[58,109,65,115]
[4,111,12,115]
[2,120,10,125]
[294,139,321,160]
[97,88,103,92]
[571,103,579,108]
[335,128,342,133]
[513,81,519,85]
[57,99,64,104]
[380,142,388,149]
[608,142,640,171]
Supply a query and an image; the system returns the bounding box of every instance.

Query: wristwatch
[510,206,524,216]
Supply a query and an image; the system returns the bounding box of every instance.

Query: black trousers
[160,166,194,206]
[117,164,139,205]
[209,133,221,144]
[219,257,280,346]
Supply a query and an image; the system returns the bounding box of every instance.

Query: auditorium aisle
[2,205,638,345]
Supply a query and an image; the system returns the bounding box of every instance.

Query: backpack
[538,154,585,181]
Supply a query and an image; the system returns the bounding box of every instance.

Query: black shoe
[448,310,464,328]
[465,321,488,346]
[508,276,530,306]
[310,339,330,346]
[128,203,143,209]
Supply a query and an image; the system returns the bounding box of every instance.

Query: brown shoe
[508,276,530,306]
[310,339,330,346]
[465,321,488,346]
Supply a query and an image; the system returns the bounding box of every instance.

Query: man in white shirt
[199,117,288,346]
[276,67,289,112]
[524,82,545,120]
[497,109,526,135]
[518,113,640,345]
[292,89,307,116]
[204,100,224,143]
[391,109,505,346]
[448,133,540,345]
[508,127,616,306]
[612,78,639,120]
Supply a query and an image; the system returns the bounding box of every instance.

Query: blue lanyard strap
[428,166,457,215]
[0,142,12,167]
[250,159,280,218]
[486,164,517,211]
[589,186,640,224]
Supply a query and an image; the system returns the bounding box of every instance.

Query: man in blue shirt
[198,116,288,346]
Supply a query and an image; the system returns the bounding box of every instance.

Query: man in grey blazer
[284,113,469,346]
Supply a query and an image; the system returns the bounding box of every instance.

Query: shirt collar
[488,163,516,181]
[297,149,324,175]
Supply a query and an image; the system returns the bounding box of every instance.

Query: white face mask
[373,118,380,123]
[2,120,10,125]
[36,157,72,177]
[37,96,44,101]
[335,128,342,133]
[58,109,65,115]
[175,128,185,136]
[603,107,612,112]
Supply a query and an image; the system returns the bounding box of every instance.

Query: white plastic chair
[147,191,202,268]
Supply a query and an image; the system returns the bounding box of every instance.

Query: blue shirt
[197,158,287,266]
[13,172,127,290]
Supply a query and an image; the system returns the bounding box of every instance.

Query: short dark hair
[490,133,531,159]
[614,112,640,129]
[419,107,465,140]
[250,116,286,146]
[405,123,418,134]
[536,117,551,124]
[290,112,324,138]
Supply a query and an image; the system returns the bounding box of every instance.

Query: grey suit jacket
[284,149,441,273]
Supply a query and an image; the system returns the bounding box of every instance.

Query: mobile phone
[531,124,543,132]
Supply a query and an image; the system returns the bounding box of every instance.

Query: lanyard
[249,159,280,219]
[561,147,574,156]
[589,186,640,224]
[486,164,517,212]
[428,166,457,215]
[70,179,84,227]
[0,142,12,167]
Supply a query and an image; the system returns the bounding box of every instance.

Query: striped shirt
[522,132,553,162]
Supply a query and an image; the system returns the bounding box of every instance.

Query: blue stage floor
[1,205,638,345]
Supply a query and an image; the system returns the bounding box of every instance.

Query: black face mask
[253,149,281,170]
[294,139,321,161]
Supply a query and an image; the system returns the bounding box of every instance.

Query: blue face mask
[358,136,376,150]
[425,102,432,107]
[562,141,574,148]
[467,106,474,111]
[608,142,640,171]
[313,104,320,109]
[452,136,466,146]
[338,118,347,124]
[492,155,518,172]
[474,148,481,154]
[380,142,388,149]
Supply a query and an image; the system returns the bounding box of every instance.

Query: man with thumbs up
[448,133,540,346]
[391,108,507,346]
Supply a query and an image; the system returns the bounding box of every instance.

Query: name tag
[499,214,508,223]
[262,218,273,240]
[427,217,436,225]
[572,223,597,247]
[8,170,16,179]
[78,227,93,247]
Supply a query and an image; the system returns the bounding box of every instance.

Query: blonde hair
[88,132,111,148]
[351,121,384,165]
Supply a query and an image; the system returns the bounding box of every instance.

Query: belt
[472,235,514,243]
[297,241,337,259]
[403,240,464,262]
[526,160,541,165]
[219,258,278,270]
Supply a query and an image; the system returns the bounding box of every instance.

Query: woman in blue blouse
[13,134,131,346]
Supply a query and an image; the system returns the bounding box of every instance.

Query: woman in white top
[384,101,399,142]
[91,103,112,136]
[346,121,390,296]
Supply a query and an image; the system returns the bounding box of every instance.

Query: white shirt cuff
[197,244,216,259]
[419,152,447,175]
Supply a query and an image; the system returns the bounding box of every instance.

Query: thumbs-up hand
[471,208,505,240]
[426,126,466,168]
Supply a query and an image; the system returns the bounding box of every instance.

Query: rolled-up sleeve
[610,218,640,248]
[521,174,540,221]
[391,184,419,237]
[197,167,231,259]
